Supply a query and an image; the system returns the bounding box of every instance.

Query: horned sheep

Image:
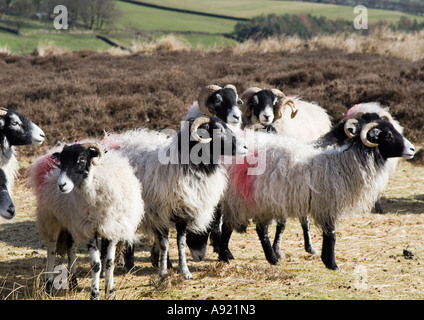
[28,142,144,299]
[103,116,248,279]
[238,87,332,258]
[218,114,415,270]
[185,84,243,130]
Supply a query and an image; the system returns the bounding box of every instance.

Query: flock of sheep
[0,84,416,299]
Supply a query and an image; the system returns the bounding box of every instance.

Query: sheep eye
[237,98,243,105]
[11,121,19,127]
[77,158,86,164]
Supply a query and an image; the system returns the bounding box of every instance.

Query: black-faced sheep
[185,84,243,130]
[28,142,144,299]
[0,107,45,193]
[238,87,332,258]
[0,168,15,220]
[103,116,247,279]
[218,115,415,270]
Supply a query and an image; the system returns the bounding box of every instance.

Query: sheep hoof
[306,247,318,255]
[218,250,233,263]
[273,249,285,260]
[183,272,193,280]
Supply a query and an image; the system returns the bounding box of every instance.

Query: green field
[0,0,423,54]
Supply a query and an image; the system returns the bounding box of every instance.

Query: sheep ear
[0,118,5,130]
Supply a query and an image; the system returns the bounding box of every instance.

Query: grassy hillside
[1,0,424,54]
[132,0,424,23]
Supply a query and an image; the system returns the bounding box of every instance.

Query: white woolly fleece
[222,131,390,232]
[32,148,144,244]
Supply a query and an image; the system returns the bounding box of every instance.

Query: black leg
[300,216,317,255]
[124,242,135,273]
[210,205,223,254]
[256,222,280,265]
[321,222,338,270]
[218,220,234,263]
[272,218,286,259]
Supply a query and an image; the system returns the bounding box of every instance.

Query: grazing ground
[0,48,423,300]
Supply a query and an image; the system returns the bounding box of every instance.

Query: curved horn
[0,108,8,117]
[378,111,393,123]
[344,118,358,138]
[360,122,379,148]
[240,87,262,118]
[197,85,222,116]
[81,141,104,165]
[223,84,237,92]
[191,117,212,144]
[271,88,297,119]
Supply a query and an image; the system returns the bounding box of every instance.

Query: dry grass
[233,29,424,62]
[0,158,423,300]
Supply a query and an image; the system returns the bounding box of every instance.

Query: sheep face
[0,169,14,220]
[52,144,101,194]
[247,89,278,125]
[355,118,415,160]
[205,88,242,126]
[188,116,247,158]
[0,109,45,146]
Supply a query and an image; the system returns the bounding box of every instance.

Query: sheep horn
[378,111,393,123]
[81,142,104,165]
[191,116,212,144]
[344,118,359,138]
[197,85,222,117]
[0,108,8,117]
[360,122,379,148]
[223,84,237,92]
[271,89,298,119]
[240,87,262,118]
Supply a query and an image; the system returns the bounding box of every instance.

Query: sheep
[0,168,15,220]
[28,141,144,299]
[343,102,403,213]
[103,116,248,279]
[0,107,45,193]
[238,87,332,259]
[218,114,415,270]
[185,84,243,130]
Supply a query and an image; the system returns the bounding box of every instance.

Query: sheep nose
[59,182,67,191]
[7,204,15,217]
[233,115,240,121]
[264,115,270,121]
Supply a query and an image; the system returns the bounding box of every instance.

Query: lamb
[28,142,144,299]
[0,107,45,193]
[218,115,415,270]
[103,116,248,279]
[0,168,15,220]
[185,84,243,130]
[239,87,332,258]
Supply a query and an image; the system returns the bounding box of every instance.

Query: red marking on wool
[30,155,56,195]
[231,152,258,207]
[345,104,360,119]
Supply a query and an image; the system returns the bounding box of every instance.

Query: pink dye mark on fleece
[345,104,361,119]
[29,154,57,196]
[231,151,258,207]
[102,132,125,150]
